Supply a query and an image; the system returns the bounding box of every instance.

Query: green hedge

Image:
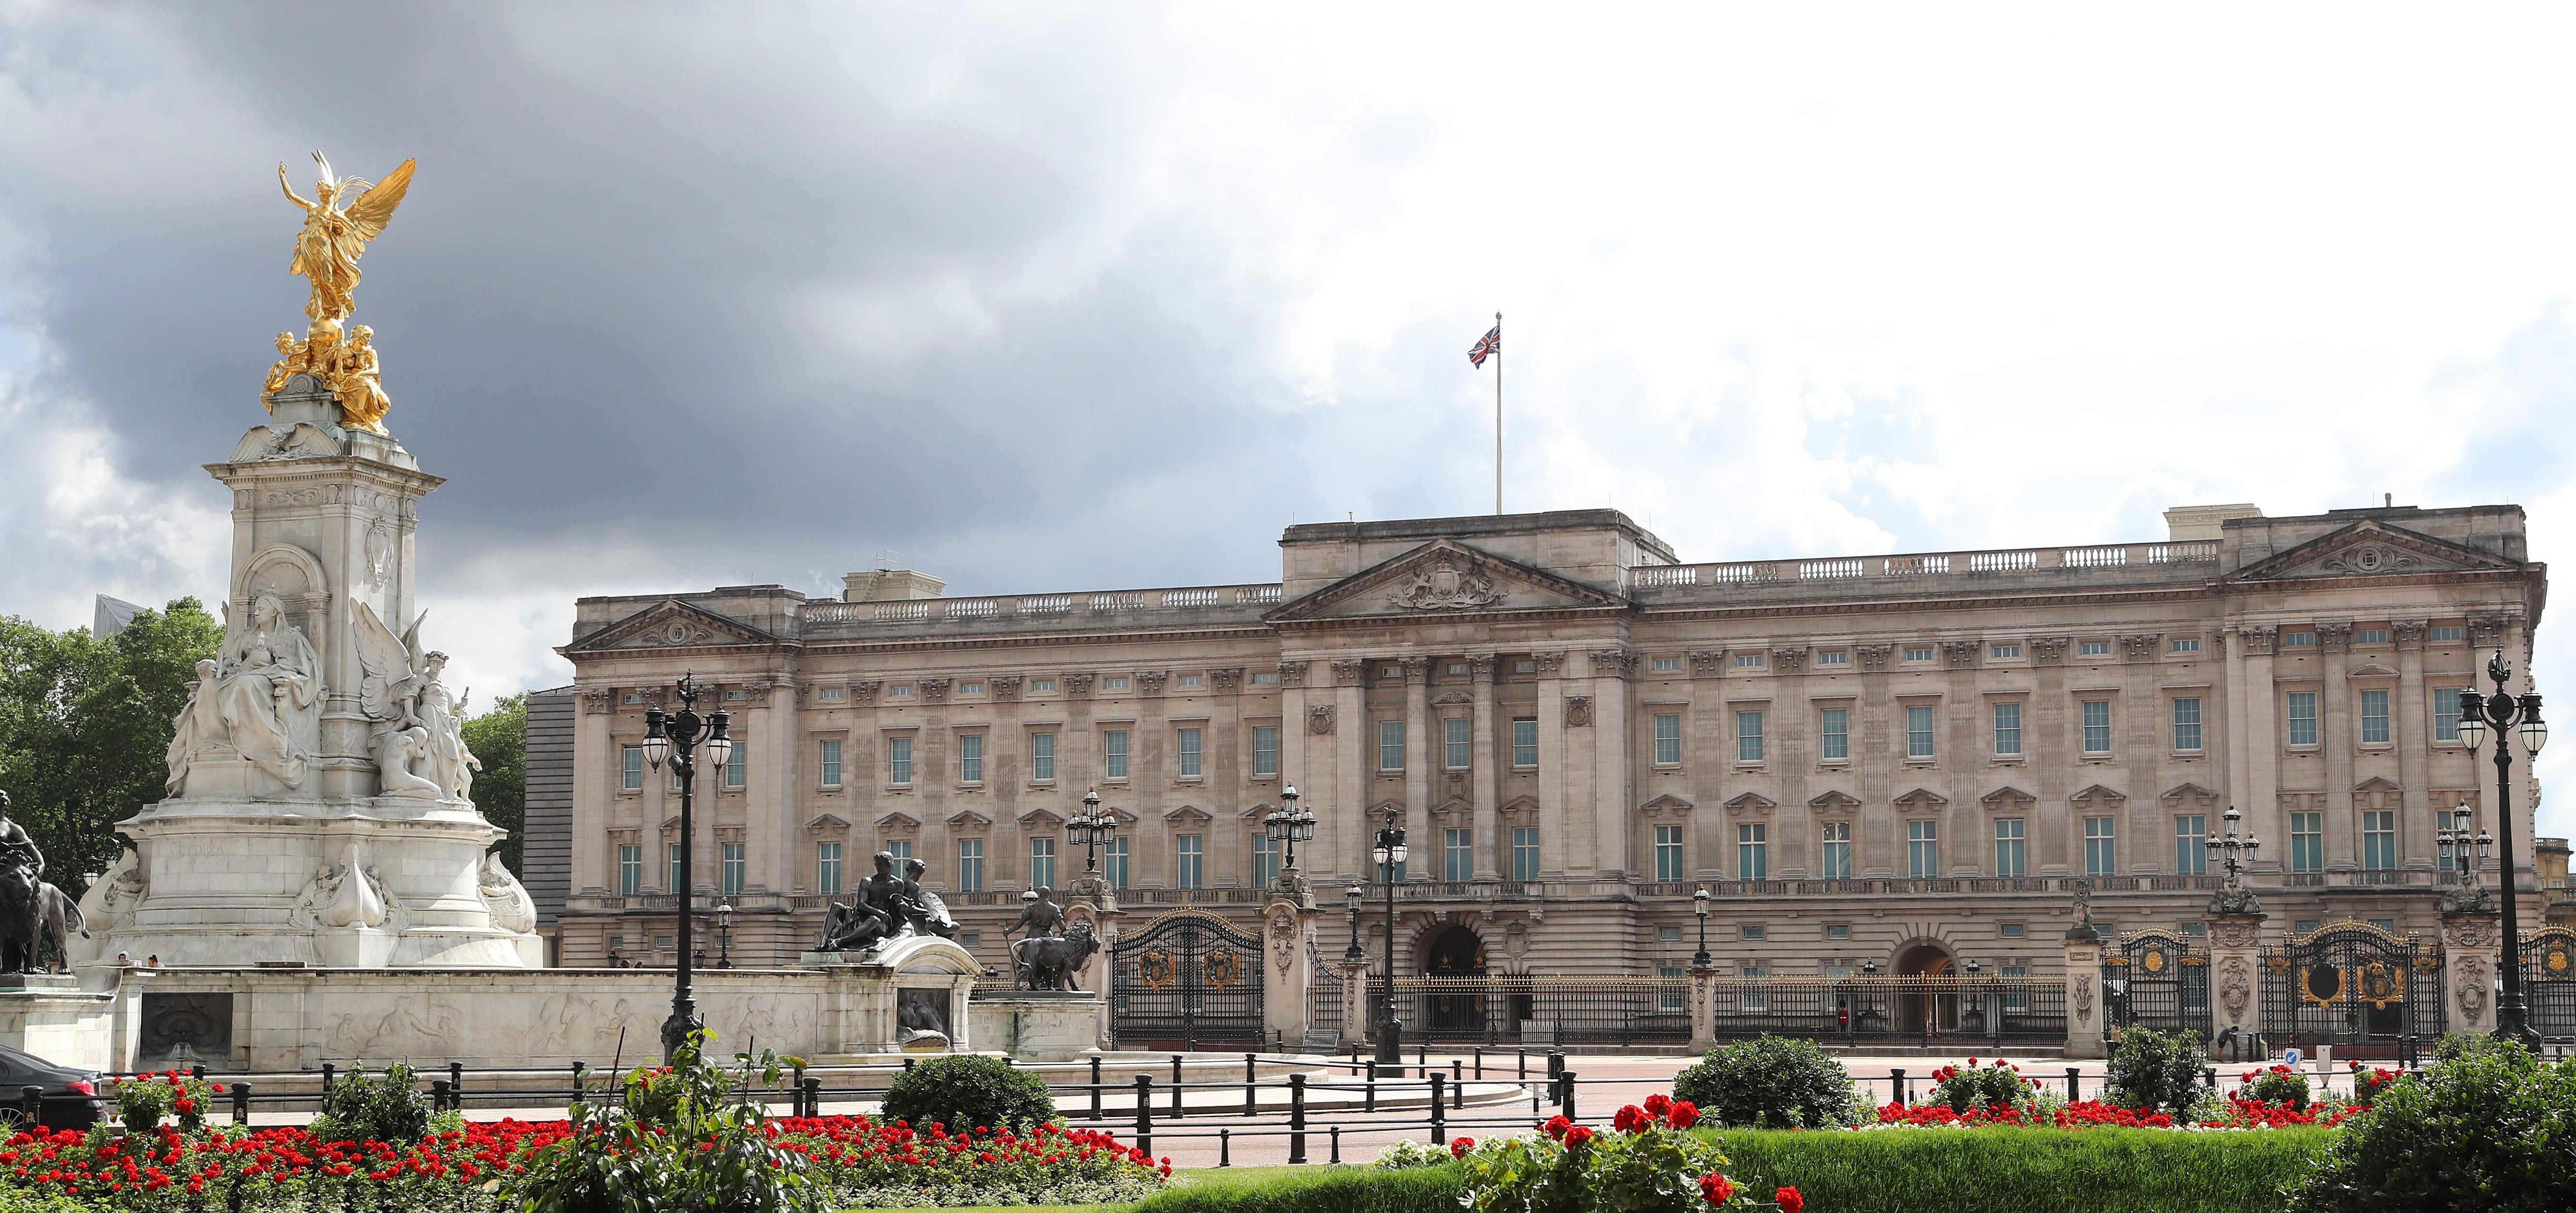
[1130,1165,1462,1213]
[1121,1128,2339,1213]
[1718,1127,2336,1213]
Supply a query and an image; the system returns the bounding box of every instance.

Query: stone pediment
[1268,540,1629,624]
[2227,521,2519,584]
[945,809,993,830]
[1721,792,1773,814]
[1980,785,2037,808]
[2069,784,2127,806]
[1017,806,1067,827]
[2160,782,2220,804]
[1809,790,1861,812]
[1164,805,1212,824]
[2347,663,2400,678]
[804,812,853,832]
[1893,788,1949,812]
[1498,796,1541,819]
[1238,803,1277,821]
[563,599,782,653]
[874,810,922,830]
[2352,776,2403,794]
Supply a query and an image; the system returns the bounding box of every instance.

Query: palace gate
[1108,908,1266,1049]
[2522,926,2576,1042]
[2261,920,2443,1054]
[2104,928,2210,1040]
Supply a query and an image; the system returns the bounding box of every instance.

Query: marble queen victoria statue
[165,594,324,793]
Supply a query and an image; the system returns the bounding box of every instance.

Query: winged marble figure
[352,602,478,801]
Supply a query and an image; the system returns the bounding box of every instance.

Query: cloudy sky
[6,4,2576,833]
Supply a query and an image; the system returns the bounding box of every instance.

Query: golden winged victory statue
[268,152,414,433]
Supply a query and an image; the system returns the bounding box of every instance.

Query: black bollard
[1219,1128,1231,1167]
[1134,1075,1153,1158]
[1171,1055,1185,1119]
[1365,1060,1378,1113]
[432,1079,452,1113]
[1289,1073,1308,1164]
[1891,1067,1906,1105]
[321,1062,336,1093]
[2065,1067,2080,1102]
[1560,1069,1578,1122]
[449,1062,464,1108]
[571,1061,587,1107]
[1429,1072,1447,1145]
[19,1086,39,1127]
[1245,1053,1258,1117]
[231,1082,251,1127]
[1452,1058,1464,1107]
[1330,1124,1342,1164]
[1089,1057,1104,1121]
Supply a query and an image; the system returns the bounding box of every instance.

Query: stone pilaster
[2064,923,2106,1058]
[1262,897,1321,1048]
[2204,910,2266,1053]
[1470,655,1501,881]
[2439,906,2501,1035]
[1688,961,1717,1052]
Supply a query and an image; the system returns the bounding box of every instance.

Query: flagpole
[1493,311,1503,515]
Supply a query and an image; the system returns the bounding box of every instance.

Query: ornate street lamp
[715,902,734,969]
[1369,804,1409,1064]
[1264,786,1319,894]
[1067,788,1119,906]
[1692,886,1712,967]
[2458,651,2548,1046]
[2203,805,2263,914]
[640,672,731,1060]
[2437,803,2496,897]
[1344,883,1366,964]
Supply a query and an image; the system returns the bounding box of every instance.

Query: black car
[0,1043,105,1132]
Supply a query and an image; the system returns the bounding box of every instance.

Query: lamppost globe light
[1282,785,1299,806]
[2457,693,2488,750]
[1693,886,1710,917]
[2519,707,2547,753]
[1372,844,1389,867]
[641,709,670,771]
[1390,843,1408,865]
[1347,884,1363,907]
[703,709,732,772]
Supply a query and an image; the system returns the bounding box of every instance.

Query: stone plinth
[2204,910,2266,1054]
[802,935,982,1056]
[1260,896,1319,1048]
[969,991,1107,1062]
[0,977,117,1073]
[2063,925,2106,1059]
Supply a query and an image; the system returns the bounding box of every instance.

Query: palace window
[1994,817,2026,877]
[618,844,642,896]
[2287,692,2319,746]
[817,842,843,896]
[2079,640,2112,657]
[1029,838,1056,890]
[1654,824,1685,882]
[888,684,917,700]
[2171,638,2201,653]
[2360,689,2390,745]
[1103,730,1130,780]
[1512,718,1538,768]
[2435,688,2468,742]
[1446,717,1473,769]
[1031,732,1056,782]
[958,733,984,784]
[888,736,914,786]
[1652,656,1683,673]
[1660,967,1688,1011]
[1104,676,1131,691]
[2082,700,2111,753]
[1655,713,1683,765]
[1379,721,1406,771]
[958,681,985,697]
[721,842,745,895]
[2281,631,2316,648]
[2290,812,2324,873]
[2430,625,2464,642]
[1906,705,1936,759]
[1250,670,1277,686]
[1820,821,1852,879]
[1252,834,1280,886]
[2002,964,2028,1009]
[667,842,684,892]
[886,840,913,863]
[2355,628,2389,647]
[1816,650,1849,666]
[1907,821,1939,877]
[1991,644,2021,659]
[1826,924,1851,940]
[1445,828,1473,882]
[622,746,644,792]
[2361,810,2396,871]
[1252,725,1279,777]
[1176,834,1203,889]
[2084,817,2117,876]
[1177,727,1203,778]
[2168,814,2205,874]
[1031,678,1058,693]
[1904,647,1936,663]
[1993,702,2022,756]
[1737,710,1765,762]
[819,739,843,788]
[1511,827,1540,881]
[1736,653,1766,668]
[1738,823,1768,880]
[1820,708,1849,760]
[1103,837,1129,890]
[958,838,985,891]
[2171,698,2203,751]
[1177,673,1203,688]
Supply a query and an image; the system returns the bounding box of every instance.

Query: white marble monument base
[79,796,538,970]
[968,991,1108,1062]
[0,978,117,1072]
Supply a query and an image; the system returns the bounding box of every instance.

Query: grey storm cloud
[0,4,1492,609]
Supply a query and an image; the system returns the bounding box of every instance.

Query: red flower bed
[1872,1096,2362,1131]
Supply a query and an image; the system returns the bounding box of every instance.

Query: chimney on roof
[2163,503,2263,543]
[842,566,945,603]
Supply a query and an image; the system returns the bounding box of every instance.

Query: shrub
[2238,1064,2310,1109]
[2290,1041,2576,1213]
[1928,1058,2033,1114]
[2105,1026,2206,1113]
[881,1054,1055,1132]
[2350,1063,2400,1105]
[1373,1138,1458,1170]
[1673,1036,1854,1128]
[516,1031,823,1213]
[1458,1099,1765,1213]
[313,1061,432,1145]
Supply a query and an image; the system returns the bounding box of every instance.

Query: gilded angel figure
[279,152,415,328]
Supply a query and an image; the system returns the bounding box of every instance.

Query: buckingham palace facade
[546,502,2545,982]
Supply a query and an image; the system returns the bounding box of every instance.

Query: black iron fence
[1349,973,2067,1048]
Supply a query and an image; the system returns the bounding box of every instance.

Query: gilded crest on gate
[2141,947,2166,974]
[2299,965,2345,1007]
[1138,949,1177,991]
[1204,949,1241,990]
[2359,961,2405,1009]
[2548,945,2573,976]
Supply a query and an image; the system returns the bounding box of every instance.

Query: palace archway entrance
[1421,926,1487,1037]
[1895,942,1955,1035]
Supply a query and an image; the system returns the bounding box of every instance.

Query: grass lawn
[846,1165,1363,1213]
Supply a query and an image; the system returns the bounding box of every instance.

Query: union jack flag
[1468,324,1500,368]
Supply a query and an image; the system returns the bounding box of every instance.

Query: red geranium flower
[1664,1101,1699,1130]
[1562,1125,1594,1149]
[1643,1093,1673,1117]
[1699,1172,1735,1206]
[1774,1185,1803,1213]
[1613,1105,1651,1134]
[1543,1115,1571,1139]
[1450,1137,1474,1158]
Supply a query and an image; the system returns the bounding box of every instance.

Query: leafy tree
[463,692,527,874]
[0,599,220,892]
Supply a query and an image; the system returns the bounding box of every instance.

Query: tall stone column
[1402,657,1432,874]
[1262,897,1321,1050]
[1689,960,1717,1052]
[1535,653,1569,877]
[2238,626,2281,862]
[1589,647,1638,877]
[1470,655,1501,881]
[2439,904,2501,1036]
[2204,908,2266,1055]
[2394,622,2431,866]
[1333,660,1368,885]
[2318,623,2359,870]
[2064,921,2106,1059]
